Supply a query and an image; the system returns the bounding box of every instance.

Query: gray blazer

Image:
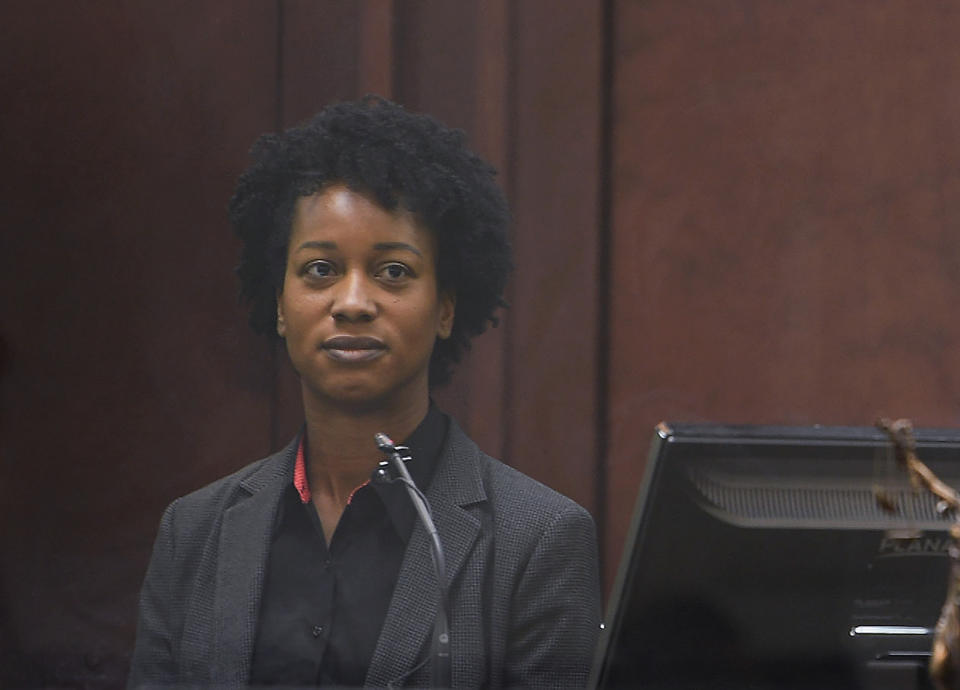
[128,419,602,688]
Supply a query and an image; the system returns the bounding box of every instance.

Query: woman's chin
[303,378,425,416]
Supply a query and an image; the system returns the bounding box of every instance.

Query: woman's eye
[304,260,335,279]
[379,263,411,281]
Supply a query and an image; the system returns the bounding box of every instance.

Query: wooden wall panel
[392,0,512,458]
[0,2,280,684]
[455,0,513,457]
[390,0,607,523]
[357,0,397,99]
[606,1,960,589]
[507,0,606,516]
[279,0,366,123]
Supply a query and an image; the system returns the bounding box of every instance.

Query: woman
[129,96,601,688]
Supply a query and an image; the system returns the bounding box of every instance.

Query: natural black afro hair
[229,96,513,387]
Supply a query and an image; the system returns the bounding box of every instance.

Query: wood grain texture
[606,0,960,589]
[0,1,279,683]
[395,0,513,458]
[14,0,960,675]
[507,0,605,515]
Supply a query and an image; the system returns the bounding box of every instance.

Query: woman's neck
[301,393,429,503]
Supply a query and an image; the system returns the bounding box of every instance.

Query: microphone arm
[374,432,451,690]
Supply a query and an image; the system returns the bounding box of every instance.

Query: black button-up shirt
[249,406,447,687]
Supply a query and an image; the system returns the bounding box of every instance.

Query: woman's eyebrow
[294,240,422,257]
[295,240,337,252]
[373,241,423,257]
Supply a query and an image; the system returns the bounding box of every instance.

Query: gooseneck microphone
[374,432,451,690]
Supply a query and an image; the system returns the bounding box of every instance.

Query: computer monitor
[590,422,960,690]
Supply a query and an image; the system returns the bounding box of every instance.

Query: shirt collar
[292,403,448,506]
[293,441,311,503]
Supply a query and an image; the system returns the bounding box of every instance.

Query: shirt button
[312,625,324,638]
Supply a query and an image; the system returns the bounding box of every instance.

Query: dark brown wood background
[3,1,960,685]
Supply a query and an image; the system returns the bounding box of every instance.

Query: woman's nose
[331,270,376,322]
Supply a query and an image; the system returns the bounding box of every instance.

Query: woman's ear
[276,295,286,338]
[437,291,456,340]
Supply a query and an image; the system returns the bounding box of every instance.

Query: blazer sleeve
[127,500,180,689]
[504,504,602,689]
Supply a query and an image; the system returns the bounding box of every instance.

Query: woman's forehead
[290,185,436,252]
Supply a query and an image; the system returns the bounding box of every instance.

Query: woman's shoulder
[162,437,298,527]
[444,418,594,529]
[482,453,583,510]
[466,443,599,575]
[481,456,596,547]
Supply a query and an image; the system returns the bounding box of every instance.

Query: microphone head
[374,432,395,453]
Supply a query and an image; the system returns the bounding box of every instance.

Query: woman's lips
[321,336,387,363]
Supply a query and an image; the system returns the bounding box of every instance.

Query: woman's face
[277,185,455,413]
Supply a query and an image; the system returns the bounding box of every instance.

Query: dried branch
[876,417,960,690]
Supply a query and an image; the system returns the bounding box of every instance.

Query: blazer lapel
[365,421,486,687]
[210,439,297,684]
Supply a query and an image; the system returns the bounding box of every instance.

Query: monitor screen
[590,422,960,690]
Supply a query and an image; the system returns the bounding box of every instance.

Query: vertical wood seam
[595,0,616,595]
